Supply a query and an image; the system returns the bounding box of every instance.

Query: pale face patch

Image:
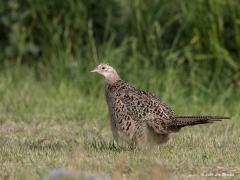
[91,63,120,84]
[91,64,116,78]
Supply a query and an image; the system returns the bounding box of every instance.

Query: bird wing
[114,82,176,134]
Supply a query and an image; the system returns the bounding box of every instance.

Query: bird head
[91,64,120,84]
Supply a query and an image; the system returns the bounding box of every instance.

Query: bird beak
[90,68,98,73]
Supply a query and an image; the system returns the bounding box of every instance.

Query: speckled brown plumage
[91,64,230,146]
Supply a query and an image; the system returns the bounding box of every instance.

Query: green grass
[0,66,239,179]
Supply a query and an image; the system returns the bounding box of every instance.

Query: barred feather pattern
[173,116,230,127]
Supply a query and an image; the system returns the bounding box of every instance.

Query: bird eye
[101,67,105,70]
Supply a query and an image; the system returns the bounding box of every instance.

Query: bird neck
[105,73,120,85]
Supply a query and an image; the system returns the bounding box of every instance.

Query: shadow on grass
[84,138,137,152]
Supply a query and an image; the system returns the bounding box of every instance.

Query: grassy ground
[0,66,239,179]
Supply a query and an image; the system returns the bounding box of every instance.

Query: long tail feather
[172,115,230,128]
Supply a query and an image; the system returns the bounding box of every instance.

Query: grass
[0,65,239,179]
[1,119,239,179]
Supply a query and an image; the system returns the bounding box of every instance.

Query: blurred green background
[0,0,239,117]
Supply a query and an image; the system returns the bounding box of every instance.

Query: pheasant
[91,64,229,146]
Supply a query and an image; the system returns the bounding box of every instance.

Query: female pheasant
[91,64,229,146]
